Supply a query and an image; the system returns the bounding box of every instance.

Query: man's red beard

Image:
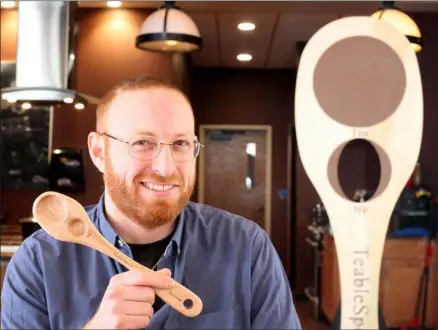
[103,155,195,230]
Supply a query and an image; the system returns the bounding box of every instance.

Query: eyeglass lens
[128,136,199,161]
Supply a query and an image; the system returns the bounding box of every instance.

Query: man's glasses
[100,132,204,163]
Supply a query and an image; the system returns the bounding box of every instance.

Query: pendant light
[371,1,422,52]
[136,1,202,53]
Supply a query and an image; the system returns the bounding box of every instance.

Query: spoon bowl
[33,192,85,242]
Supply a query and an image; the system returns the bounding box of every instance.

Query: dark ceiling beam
[77,1,438,13]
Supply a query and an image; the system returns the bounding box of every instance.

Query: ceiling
[80,1,438,69]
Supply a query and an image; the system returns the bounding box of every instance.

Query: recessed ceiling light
[21,102,32,110]
[75,103,85,110]
[238,22,255,31]
[1,1,16,8]
[237,53,252,62]
[107,1,122,8]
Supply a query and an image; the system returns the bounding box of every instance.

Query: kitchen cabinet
[320,235,438,329]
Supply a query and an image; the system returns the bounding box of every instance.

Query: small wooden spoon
[32,191,203,318]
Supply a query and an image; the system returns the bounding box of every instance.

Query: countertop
[1,245,20,258]
[1,224,23,258]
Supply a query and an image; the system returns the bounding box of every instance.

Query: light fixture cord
[378,1,397,19]
[160,1,179,33]
[163,8,169,32]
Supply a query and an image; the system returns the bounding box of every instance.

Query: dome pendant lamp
[135,1,202,53]
[371,1,422,52]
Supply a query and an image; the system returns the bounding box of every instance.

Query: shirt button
[118,239,124,247]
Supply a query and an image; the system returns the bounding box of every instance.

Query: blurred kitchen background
[1,1,438,329]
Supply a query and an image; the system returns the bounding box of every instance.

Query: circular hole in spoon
[183,299,193,309]
[313,36,406,127]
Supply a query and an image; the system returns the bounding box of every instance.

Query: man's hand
[83,268,174,329]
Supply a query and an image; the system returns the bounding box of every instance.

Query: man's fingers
[118,301,154,317]
[118,285,155,303]
[119,269,175,289]
[157,268,172,277]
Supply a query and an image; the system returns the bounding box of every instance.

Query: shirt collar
[95,193,185,255]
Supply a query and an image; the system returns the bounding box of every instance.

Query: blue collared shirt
[1,195,302,329]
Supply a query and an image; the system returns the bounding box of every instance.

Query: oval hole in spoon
[33,193,70,240]
[327,139,391,203]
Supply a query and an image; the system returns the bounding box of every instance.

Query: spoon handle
[86,229,202,317]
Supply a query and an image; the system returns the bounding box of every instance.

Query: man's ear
[88,132,105,173]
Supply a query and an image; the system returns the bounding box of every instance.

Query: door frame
[197,124,273,238]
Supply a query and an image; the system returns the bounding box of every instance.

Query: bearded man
[1,76,302,329]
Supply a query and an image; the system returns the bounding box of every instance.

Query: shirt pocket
[177,305,247,329]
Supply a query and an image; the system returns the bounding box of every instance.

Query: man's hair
[95,75,186,132]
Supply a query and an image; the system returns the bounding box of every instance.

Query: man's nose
[151,144,176,177]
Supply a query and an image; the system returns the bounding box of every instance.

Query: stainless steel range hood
[0,0,99,108]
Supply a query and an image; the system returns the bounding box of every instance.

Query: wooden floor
[295,301,330,330]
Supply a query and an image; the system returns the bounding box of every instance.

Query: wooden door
[198,125,272,236]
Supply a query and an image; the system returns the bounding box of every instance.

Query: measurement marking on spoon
[169,290,182,302]
[352,129,368,138]
[354,205,368,214]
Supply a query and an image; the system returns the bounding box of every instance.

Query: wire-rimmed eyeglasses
[100,132,204,162]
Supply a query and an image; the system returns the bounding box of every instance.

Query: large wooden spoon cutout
[32,191,203,318]
[295,17,423,329]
